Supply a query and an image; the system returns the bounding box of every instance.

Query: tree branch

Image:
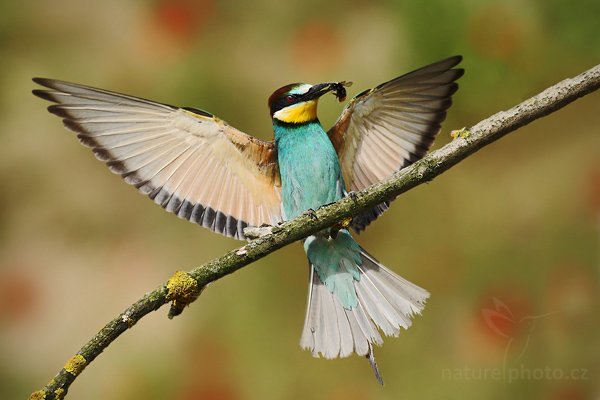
[30,63,600,400]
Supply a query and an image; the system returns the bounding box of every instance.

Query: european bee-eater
[33,55,463,383]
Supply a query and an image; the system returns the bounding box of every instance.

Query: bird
[33,55,464,384]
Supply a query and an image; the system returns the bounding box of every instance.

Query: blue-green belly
[274,121,344,219]
[274,120,362,309]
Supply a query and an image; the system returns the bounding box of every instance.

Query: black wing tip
[452,67,465,81]
[446,81,460,97]
[379,55,465,90]
[47,104,71,118]
[32,77,63,91]
[430,55,462,71]
[33,78,63,102]
[415,55,463,71]
[32,77,50,86]
[424,55,464,80]
[445,54,463,66]
[443,56,465,82]
[32,88,61,104]
[422,55,464,77]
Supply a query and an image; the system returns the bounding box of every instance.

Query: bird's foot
[346,190,359,203]
[303,208,318,221]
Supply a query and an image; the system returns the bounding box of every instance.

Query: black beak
[304,81,352,102]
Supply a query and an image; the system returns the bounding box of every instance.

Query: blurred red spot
[153,0,215,42]
[290,21,343,72]
[0,268,39,322]
[468,5,523,61]
[475,285,533,346]
[481,297,517,339]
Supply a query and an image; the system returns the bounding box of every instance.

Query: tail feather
[333,294,354,358]
[300,247,430,380]
[355,263,402,336]
[361,250,428,315]
[320,277,340,359]
[352,297,384,349]
[340,299,370,357]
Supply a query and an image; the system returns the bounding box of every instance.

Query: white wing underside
[34,79,283,240]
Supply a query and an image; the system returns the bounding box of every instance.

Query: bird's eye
[285,95,295,103]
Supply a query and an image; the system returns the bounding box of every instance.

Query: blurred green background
[1,0,599,399]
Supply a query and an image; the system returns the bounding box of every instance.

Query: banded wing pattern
[328,56,464,231]
[33,78,282,240]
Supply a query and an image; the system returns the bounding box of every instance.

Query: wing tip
[32,77,51,86]
[452,67,465,82]
[47,104,71,118]
[446,54,463,67]
[32,76,277,243]
[444,55,465,83]
[32,77,66,92]
[32,88,56,103]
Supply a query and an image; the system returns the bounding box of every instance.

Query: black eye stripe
[274,95,299,113]
[268,84,307,116]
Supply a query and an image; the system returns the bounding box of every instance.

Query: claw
[346,190,359,203]
[303,208,318,221]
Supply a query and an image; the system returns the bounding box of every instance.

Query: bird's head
[268,82,351,124]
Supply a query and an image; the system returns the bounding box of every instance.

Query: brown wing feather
[33,78,281,240]
[328,56,464,231]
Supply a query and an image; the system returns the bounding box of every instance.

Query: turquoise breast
[274,120,344,220]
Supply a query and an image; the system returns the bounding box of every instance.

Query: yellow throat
[273,100,318,124]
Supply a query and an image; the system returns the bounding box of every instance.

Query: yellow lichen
[450,127,471,140]
[167,271,199,302]
[64,354,86,376]
[29,390,46,400]
[167,271,200,313]
[166,271,200,318]
[54,388,65,399]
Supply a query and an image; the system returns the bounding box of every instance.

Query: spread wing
[33,78,282,240]
[328,56,464,232]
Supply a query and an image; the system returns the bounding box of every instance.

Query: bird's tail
[300,235,429,384]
